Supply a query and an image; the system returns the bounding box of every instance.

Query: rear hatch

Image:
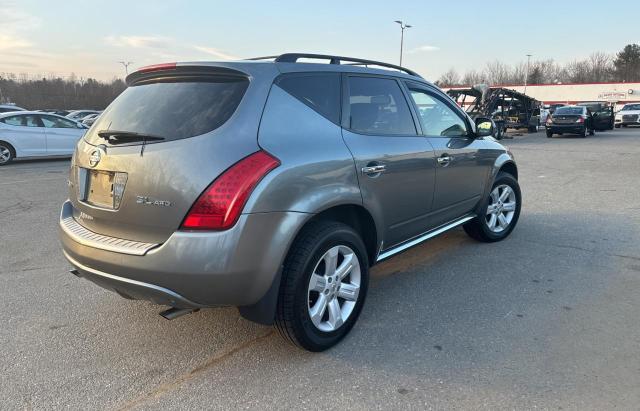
[69,63,274,244]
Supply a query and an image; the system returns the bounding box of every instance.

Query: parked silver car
[59,54,521,351]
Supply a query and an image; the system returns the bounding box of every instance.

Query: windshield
[88,78,249,144]
[621,104,640,111]
[554,107,583,115]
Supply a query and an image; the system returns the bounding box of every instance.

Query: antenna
[118,61,134,76]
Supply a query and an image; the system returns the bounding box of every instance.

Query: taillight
[575,117,585,123]
[180,151,280,230]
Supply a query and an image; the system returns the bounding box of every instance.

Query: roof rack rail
[247,53,422,78]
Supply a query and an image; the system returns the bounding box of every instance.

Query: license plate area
[78,168,128,210]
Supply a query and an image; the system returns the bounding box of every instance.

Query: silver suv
[59,54,521,351]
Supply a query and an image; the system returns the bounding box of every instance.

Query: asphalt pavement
[1,128,639,410]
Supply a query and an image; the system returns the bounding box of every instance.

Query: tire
[275,220,369,351]
[0,141,15,166]
[528,125,537,133]
[495,125,503,140]
[463,172,521,243]
[546,130,553,138]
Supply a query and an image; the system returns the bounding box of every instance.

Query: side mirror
[475,117,494,137]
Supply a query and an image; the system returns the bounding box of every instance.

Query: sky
[1,0,638,82]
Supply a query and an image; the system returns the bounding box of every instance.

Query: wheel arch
[303,204,379,266]
[238,203,380,326]
[0,140,16,156]
[498,160,518,180]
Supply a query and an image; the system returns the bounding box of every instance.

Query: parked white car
[0,104,28,113]
[67,110,101,121]
[614,103,640,128]
[0,111,87,165]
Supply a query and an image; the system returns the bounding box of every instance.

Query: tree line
[436,44,640,87]
[0,73,126,110]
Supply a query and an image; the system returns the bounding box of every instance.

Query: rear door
[40,115,85,155]
[340,75,436,249]
[0,114,46,156]
[404,82,490,227]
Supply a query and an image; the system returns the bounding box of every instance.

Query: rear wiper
[97,130,165,145]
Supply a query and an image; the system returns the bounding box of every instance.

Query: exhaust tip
[160,307,199,320]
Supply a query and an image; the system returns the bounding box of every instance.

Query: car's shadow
[36,208,637,408]
[85,209,637,360]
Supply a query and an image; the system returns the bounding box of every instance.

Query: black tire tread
[274,220,357,350]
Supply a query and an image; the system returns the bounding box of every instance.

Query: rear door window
[41,115,78,128]
[346,76,416,135]
[277,73,341,124]
[1,115,24,126]
[1,115,41,127]
[90,78,249,144]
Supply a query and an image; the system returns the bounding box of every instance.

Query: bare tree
[484,60,512,85]
[436,68,461,87]
[587,52,613,82]
[0,73,126,109]
[461,69,485,86]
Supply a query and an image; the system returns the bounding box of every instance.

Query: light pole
[394,20,412,67]
[118,61,134,76]
[524,54,532,95]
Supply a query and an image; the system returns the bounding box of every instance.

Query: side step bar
[376,215,475,262]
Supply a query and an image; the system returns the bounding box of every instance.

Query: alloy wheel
[0,145,11,164]
[307,245,361,332]
[485,184,517,233]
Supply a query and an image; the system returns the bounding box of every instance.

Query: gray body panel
[426,136,493,226]
[59,58,517,316]
[341,129,436,248]
[61,201,306,307]
[248,85,362,214]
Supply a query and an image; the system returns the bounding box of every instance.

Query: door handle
[361,165,386,175]
[437,155,452,166]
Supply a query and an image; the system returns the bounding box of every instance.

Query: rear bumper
[548,124,586,134]
[59,200,309,307]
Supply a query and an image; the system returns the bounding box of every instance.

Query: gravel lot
[1,128,639,410]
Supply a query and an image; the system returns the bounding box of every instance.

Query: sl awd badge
[136,196,172,207]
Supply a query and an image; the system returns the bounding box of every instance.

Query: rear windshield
[89,78,248,143]
[554,107,583,115]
